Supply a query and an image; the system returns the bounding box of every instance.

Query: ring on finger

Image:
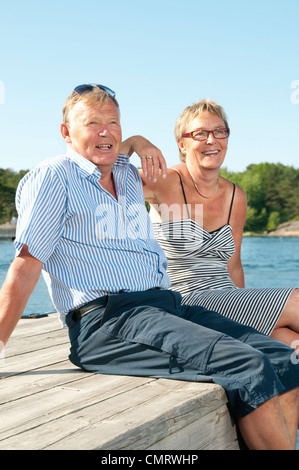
[146,155,153,161]
[140,155,146,160]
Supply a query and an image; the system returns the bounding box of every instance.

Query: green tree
[266,211,280,232]
[0,168,28,224]
[221,162,299,233]
[1,163,299,231]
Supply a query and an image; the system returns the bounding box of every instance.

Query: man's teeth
[96,144,112,149]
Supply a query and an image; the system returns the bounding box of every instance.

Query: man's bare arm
[0,244,43,347]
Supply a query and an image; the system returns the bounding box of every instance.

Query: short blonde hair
[62,86,119,124]
[174,99,229,162]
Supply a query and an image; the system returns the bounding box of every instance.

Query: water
[242,237,299,288]
[0,237,299,448]
[0,239,54,316]
[1,236,298,313]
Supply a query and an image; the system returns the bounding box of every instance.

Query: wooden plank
[1,317,69,377]
[0,342,70,377]
[4,329,68,358]
[9,314,61,338]
[0,377,229,450]
[0,361,84,404]
[147,404,239,450]
[0,373,156,445]
[0,315,239,450]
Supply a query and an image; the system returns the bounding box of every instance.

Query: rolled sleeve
[14,164,67,263]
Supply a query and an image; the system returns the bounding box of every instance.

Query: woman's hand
[121,135,167,182]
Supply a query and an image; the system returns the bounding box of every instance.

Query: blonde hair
[174,99,229,162]
[62,86,119,124]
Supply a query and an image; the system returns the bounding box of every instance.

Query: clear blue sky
[0,0,298,173]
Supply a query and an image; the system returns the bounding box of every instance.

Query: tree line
[220,162,299,232]
[0,163,299,232]
[0,168,28,224]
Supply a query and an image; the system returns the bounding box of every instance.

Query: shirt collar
[65,146,130,179]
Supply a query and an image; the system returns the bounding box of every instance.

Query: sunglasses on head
[74,84,116,98]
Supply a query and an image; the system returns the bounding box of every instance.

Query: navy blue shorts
[66,289,299,418]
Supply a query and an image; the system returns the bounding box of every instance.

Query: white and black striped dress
[152,181,295,336]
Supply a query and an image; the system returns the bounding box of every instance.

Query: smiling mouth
[203,150,219,156]
[95,144,112,150]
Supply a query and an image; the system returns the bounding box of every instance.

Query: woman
[124,99,299,349]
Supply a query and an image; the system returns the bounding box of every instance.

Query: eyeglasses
[74,84,116,98]
[182,128,230,141]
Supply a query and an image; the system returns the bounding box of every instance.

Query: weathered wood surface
[0,314,240,450]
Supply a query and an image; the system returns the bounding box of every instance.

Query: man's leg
[184,302,299,448]
[238,392,296,450]
[183,301,299,397]
[66,290,299,449]
[277,388,299,447]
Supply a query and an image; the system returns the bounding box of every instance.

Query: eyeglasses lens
[193,129,229,140]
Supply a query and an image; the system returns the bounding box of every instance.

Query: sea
[0,236,298,448]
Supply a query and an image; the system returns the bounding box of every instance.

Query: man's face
[61,99,122,171]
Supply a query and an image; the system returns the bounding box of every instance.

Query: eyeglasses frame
[182,127,230,141]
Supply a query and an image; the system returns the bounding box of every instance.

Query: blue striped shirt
[14,148,170,324]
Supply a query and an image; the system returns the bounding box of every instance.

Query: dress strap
[227,183,236,224]
[172,169,191,218]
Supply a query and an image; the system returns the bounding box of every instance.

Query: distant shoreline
[244,220,299,238]
[0,223,16,239]
[1,220,299,240]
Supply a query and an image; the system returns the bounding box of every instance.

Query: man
[0,84,299,449]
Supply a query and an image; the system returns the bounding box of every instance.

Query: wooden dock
[0,314,240,450]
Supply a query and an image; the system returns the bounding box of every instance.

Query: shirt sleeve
[14,164,67,263]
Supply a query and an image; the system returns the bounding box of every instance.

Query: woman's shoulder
[167,164,186,180]
[142,164,185,204]
[219,178,247,229]
[233,182,247,207]
[220,176,247,202]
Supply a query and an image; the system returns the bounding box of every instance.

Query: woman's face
[179,111,228,170]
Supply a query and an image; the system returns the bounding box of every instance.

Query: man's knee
[209,333,273,381]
